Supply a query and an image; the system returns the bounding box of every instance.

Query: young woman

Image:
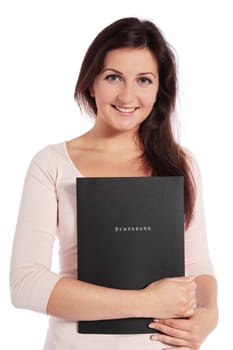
[10,17,218,349]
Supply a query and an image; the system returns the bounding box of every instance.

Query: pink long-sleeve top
[10,142,215,350]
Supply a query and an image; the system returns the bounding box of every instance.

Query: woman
[10,17,218,349]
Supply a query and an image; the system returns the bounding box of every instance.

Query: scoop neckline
[62,141,84,177]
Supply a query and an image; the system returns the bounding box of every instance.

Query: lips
[112,105,138,113]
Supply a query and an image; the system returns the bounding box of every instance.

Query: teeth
[115,105,136,113]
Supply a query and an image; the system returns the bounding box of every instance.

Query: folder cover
[76,176,184,334]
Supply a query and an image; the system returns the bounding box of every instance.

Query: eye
[105,74,122,82]
[138,77,153,85]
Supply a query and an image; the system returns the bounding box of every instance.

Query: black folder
[76,176,184,334]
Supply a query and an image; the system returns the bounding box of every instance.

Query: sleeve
[10,146,63,314]
[185,151,215,277]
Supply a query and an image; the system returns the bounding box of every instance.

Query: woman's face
[91,47,159,133]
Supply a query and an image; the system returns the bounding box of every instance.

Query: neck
[86,124,141,153]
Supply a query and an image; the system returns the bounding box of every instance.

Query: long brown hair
[74,17,196,228]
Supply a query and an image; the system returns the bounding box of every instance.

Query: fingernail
[148,323,154,329]
[150,334,158,341]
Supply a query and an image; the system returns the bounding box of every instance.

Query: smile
[112,105,138,113]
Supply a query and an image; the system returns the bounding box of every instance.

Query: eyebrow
[102,68,157,78]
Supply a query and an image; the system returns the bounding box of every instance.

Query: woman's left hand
[148,307,215,349]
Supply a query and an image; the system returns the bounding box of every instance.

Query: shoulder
[31,142,65,161]
[26,142,68,180]
[29,142,68,168]
[181,146,196,163]
[181,146,201,178]
[180,146,204,201]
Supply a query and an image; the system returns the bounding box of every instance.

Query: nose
[117,83,135,105]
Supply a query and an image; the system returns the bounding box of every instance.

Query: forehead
[103,47,158,74]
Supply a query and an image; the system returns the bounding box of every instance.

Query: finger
[150,332,190,347]
[162,347,187,350]
[167,276,195,283]
[185,298,196,316]
[162,348,187,350]
[183,307,194,318]
[149,320,189,339]
[181,295,196,317]
[153,318,192,332]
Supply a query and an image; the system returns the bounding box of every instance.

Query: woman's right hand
[141,276,196,320]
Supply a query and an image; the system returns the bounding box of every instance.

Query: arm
[10,146,197,321]
[194,274,218,329]
[47,277,141,321]
[148,153,218,348]
[47,275,196,321]
[148,275,218,348]
[146,278,217,348]
[10,147,61,313]
[11,146,136,321]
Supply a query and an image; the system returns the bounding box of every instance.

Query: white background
[1,1,232,348]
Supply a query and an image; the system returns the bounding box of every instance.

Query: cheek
[95,88,116,107]
[95,94,111,107]
[141,91,157,108]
